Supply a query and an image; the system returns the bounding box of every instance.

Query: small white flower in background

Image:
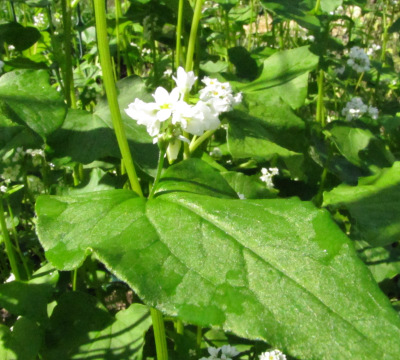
[12,147,25,162]
[26,148,45,166]
[5,273,15,283]
[33,13,45,27]
[8,45,15,51]
[260,167,279,189]
[199,345,240,360]
[367,105,379,119]
[0,60,4,73]
[259,349,287,360]
[347,46,370,73]
[334,66,345,75]
[0,185,7,193]
[209,147,222,159]
[341,97,378,121]
[366,44,381,56]
[2,165,21,183]
[163,68,173,77]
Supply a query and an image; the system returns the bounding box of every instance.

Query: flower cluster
[259,349,287,360]
[33,13,45,28]
[347,46,370,73]
[260,167,279,189]
[341,97,378,121]
[200,345,240,360]
[125,67,241,159]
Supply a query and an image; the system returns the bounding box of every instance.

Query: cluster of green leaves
[1,0,400,359]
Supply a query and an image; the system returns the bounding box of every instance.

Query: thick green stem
[185,0,204,71]
[150,308,169,360]
[94,0,143,197]
[175,0,185,68]
[0,195,21,281]
[61,0,77,108]
[149,145,166,200]
[115,0,122,79]
[189,129,217,153]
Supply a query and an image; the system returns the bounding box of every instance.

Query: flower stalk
[93,0,143,197]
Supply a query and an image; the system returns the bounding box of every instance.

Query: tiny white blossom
[209,147,222,159]
[163,68,173,77]
[33,13,45,27]
[0,185,7,193]
[12,147,25,162]
[347,46,370,73]
[259,349,287,360]
[366,44,381,56]
[367,105,379,119]
[260,167,279,189]
[8,45,15,51]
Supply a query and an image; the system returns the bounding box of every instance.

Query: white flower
[125,98,161,137]
[2,165,21,183]
[347,46,370,73]
[341,97,378,121]
[12,147,25,162]
[152,87,180,122]
[8,45,15,51]
[0,185,7,193]
[163,68,173,77]
[260,167,279,189]
[221,345,239,358]
[366,44,381,56]
[0,60,4,73]
[173,66,197,95]
[209,147,222,159]
[259,349,287,360]
[367,105,379,119]
[334,66,345,75]
[33,13,45,27]
[237,193,245,199]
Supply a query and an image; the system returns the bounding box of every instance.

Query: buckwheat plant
[260,167,279,189]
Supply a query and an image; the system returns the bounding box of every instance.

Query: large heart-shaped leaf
[0,70,66,139]
[232,46,318,109]
[0,22,40,51]
[323,162,400,247]
[36,190,400,360]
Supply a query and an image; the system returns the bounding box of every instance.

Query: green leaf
[0,70,67,139]
[320,0,342,13]
[226,108,305,178]
[356,241,400,284]
[0,22,40,51]
[43,292,151,360]
[0,263,59,323]
[232,46,318,109]
[221,171,276,199]
[389,17,400,33]
[155,158,238,198]
[0,317,42,360]
[323,162,400,247]
[36,190,400,360]
[228,46,258,81]
[260,0,320,31]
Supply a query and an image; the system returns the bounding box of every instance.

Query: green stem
[196,326,202,350]
[61,0,77,109]
[149,145,166,200]
[72,268,78,290]
[355,71,364,92]
[316,69,325,127]
[115,0,122,79]
[94,0,143,197]
[189,129,217,153]
[0,195,21,281]
[185,0,204,71]
[312,0,321,14]
[175,0,184,68]
[6,199,30,280]
[314,167,328,208]
[150,308,169,360]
